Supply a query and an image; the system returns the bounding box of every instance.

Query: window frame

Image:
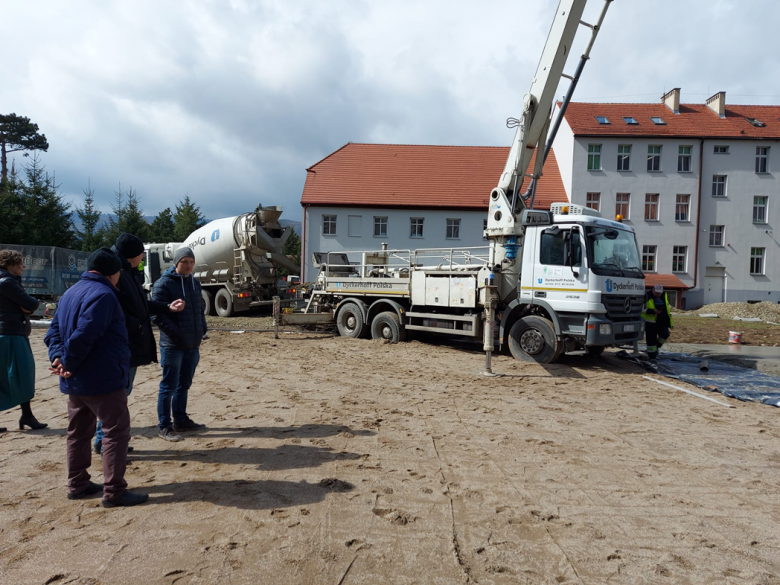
[322,214,337,236]
[714,145,729,154]
[623,116,638,125]
[675,194,690,222]
[641,245,657,272]
[672,246,687,273]
[446,218,461,240]
[587,144,602,171]
[373,216,388,237]
[709,225,725,247]
[644,193,660,221]
[712,175,727,197]
[650,116,666,125]
[677,145,692,172]
[756,147,769,173]
[410,217,424,238]
[647,145,662,172]
[615,193,630,220]
[595,116,610,125]
[585,192,601,212]
[750,247,766,275]
[753,196,768,224]
[617,144,631,171]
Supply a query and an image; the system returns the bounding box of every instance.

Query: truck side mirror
[564,232,579,278]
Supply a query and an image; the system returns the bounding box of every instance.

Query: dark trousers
[158,346,199,429]
[645,321,670,359]
[67,389,130,500]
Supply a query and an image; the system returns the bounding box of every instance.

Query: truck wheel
[202,290,215,316]
[371,311,406,343]
[585,345,605,358]
[336,303,366,338]
[508,315,562,364]
[215,288,234,317]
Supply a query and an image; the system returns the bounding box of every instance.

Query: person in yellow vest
[642,284,674,361]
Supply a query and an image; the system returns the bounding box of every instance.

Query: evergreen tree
[15,154,75,247]
[104,185,150,245]
[173,195,206,241]
[0,163,26,243]
[0,113,49,191]
[75,181,103,252]
[149,207,176,242]
[278,228,301,277]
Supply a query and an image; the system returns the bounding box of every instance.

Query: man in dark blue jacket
[44,248,149,508]
[152,247,208,441]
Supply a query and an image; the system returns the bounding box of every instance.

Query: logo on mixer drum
[211,229,220,242]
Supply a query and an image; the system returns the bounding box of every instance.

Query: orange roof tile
[643,273,690,289]
[563,102,780,139]
[301,143,565,211]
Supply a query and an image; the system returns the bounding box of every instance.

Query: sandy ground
[1,330,780,585]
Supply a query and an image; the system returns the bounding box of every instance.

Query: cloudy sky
[3,0,779,223]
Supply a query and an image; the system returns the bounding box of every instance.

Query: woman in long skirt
[0,249,47,431]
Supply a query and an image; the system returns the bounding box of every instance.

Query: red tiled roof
[643,273,689,289]
[301,143,566,211]
[563,102,780,139]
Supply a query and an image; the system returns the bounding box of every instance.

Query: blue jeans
[94,367,136,449]
[157,346,200,430]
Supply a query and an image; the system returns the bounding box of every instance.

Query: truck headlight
[599,324,612,335]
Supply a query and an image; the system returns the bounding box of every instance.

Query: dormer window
[746,118,766,127]
[650,116,666,125]
[623,116,638,125]
[595,116,610,124]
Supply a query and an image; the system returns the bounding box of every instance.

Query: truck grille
[602,295,643,322]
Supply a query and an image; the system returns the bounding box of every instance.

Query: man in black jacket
[93,234,184,454]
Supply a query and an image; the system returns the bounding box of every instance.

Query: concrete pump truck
[294,0,646,365]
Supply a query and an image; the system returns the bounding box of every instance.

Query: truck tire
[215,288,234,318]
[202,290,215,316]
[336,303,366,338]
[508,315,562,364]
[371,311,406,343]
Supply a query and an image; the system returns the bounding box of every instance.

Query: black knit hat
[87,248,122,277]
[115,233,145,259]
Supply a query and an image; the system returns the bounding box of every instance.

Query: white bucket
[728,331,742,344]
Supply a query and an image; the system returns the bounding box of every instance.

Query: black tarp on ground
[616,351,780,407]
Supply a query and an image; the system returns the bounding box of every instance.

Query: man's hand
[49,358,72,379]
[169,299,185,312]
[21,307,32,314]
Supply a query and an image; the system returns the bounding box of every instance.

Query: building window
[709,225,725,247]
[348,215,362,237]
[617,145,631,171]
[616,193,630,219]
[753,196,768,224]
[712,175,727,197]
[678,145,692,172]
[410,217,424,238]
[587,144,602,170]
[650,116,666,125]
[642,245,657,272]
[586,192,601,211]
[623,116,638,125]
[750,247,765,275]
[714,145,729,154]
[373,216,387,237]
[756,147,769,173]
[672,246,687,273]
[644,193,659,221]
[483,218,488,240]
[446,218,461,239]
[323,215,337,235]
[647,145,662,171]
[596,116,610,124]
[675,194,690,222]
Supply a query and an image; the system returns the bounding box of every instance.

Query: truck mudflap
[585,314,644,346]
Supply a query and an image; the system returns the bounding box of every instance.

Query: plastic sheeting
[616,350,780,407]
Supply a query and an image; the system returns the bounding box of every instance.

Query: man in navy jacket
[151,247,208,441]
[44,248,149,508]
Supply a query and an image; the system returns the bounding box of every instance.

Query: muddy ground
[1,330,779,585]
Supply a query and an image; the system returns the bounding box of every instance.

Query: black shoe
[173,417,206,432]
[68,481,104,500]
[95,443,134,455]
[19,416,48,430]
[102,490,149,508]
[0,427,6,433]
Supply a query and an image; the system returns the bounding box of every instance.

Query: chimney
[706,91,726,118]
[662,88,680,114]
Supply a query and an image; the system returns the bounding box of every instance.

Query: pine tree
[17,154,75,247]
[75,181,103,252]
[0,162,25,243]
[104,184,150,246]
[0,113,49,190]
[149,207,176,242]
[173,195,206,242]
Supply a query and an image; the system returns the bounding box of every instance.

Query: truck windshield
[586,227,643,279]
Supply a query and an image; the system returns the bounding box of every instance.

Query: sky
[3,0,780,224]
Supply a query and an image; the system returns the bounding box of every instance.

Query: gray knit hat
[173,247,195,266]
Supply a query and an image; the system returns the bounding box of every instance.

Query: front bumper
[585,315,644,346]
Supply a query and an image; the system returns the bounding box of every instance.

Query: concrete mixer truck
[143,205,299,317]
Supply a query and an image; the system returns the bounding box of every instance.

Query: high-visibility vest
[642,292,673,327]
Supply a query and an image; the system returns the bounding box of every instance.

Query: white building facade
[553,90,780,308]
